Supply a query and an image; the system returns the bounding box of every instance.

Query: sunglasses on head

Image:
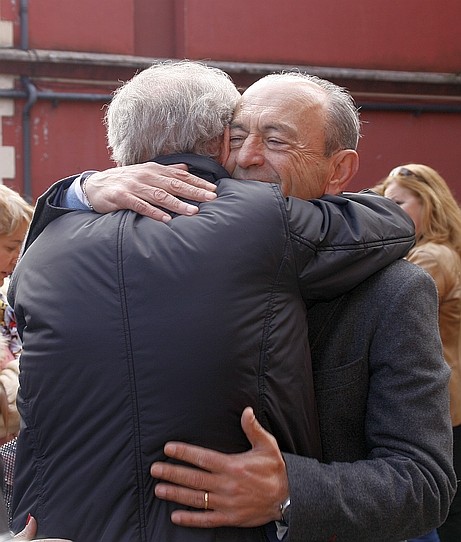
[389,166,425,182]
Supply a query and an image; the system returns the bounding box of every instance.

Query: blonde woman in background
[0,185,32,444]
[377,164,461,542]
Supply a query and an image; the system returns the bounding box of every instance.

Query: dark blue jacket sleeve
[286,189,416,300]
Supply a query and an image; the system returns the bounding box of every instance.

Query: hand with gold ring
[82,162,217,221]
[151,407,289,528]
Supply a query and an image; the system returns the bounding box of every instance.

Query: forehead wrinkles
[232,91,325,136]
[232,109,297,140]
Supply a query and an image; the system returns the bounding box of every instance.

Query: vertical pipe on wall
[20,76,36,201]
[19,0,29,50]
[19,0,33,199]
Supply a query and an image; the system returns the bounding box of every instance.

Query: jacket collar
[151,154,231,185]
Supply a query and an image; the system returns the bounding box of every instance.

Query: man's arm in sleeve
[287,189,416,299]
[285,267,456,541]
[23,163,218,252]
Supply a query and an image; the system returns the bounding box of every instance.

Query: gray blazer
[284,259,456,541]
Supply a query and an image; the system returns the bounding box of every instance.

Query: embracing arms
[22,163,217,251]
[150,265,455,541]
[285,189,415,299]
[24,166,415,285]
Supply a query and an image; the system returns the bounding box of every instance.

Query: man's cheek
[224,153,238,175]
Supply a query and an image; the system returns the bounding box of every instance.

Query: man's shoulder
[314,259,433,308]
[308,259,435,348]
[342,259,437,312]
[364,258,434,289]
[23,209,129,260]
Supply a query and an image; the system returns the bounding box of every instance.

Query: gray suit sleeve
[283,267,456,541]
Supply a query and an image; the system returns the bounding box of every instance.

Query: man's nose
[235,137,265,168]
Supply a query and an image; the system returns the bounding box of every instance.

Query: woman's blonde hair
[0,184,33,236]
[375,164,461,257]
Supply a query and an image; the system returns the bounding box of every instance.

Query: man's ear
[324,149,359,195]
[218,126,231,166]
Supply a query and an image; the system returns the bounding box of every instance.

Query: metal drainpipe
[20,0,29,50]
[20,76,37,201]
[19,0,35,200]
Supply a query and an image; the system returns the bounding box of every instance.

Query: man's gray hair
[106,61,241,166]
[260,72,361,156]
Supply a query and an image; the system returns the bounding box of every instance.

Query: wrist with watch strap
[80,171,96,210]
[280,496,291,526]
